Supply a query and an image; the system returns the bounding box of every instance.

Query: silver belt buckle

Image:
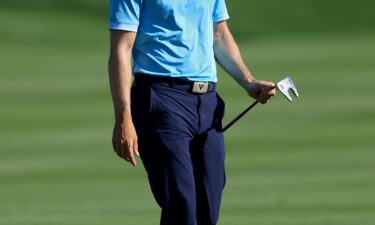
[192,82,209,93]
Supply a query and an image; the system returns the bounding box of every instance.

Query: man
[108,0,276,224]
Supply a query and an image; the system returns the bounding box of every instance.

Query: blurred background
[1,0,374,224]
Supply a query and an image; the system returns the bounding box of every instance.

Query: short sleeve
[212,0,229,22]
[109,0,143,32]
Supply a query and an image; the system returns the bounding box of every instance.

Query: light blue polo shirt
[109,0,229,82]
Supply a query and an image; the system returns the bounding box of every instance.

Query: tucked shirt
[109,0,229,82]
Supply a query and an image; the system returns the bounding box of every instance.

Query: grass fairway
[1,1,375,225]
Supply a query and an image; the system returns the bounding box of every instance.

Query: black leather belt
[134,73,216,94]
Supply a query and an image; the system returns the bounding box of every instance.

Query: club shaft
[223,101,259,132]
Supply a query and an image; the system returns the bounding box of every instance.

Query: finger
[114,132,125,157]
[258,93,272,104]
[126,140,137,166]
[112,129,119,151]
[257,95,266,104]
[119,140,129,161]
[267,82,276,89]
[270,89,276,96]
[115,141,121,156]
[266,88,277,96]
[258,80,275,89]
[134,139,140,157]
[263,91,276,99]
[260,87,276,101]
[259,98,268,104]
[114,136,122,156]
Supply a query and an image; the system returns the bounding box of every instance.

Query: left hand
[246,80,276,104]
[112,117,139,167]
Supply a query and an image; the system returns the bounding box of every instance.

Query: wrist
[240,74,257,90]
[115,107,132,124]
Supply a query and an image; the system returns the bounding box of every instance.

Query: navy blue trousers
[131,77,226,225]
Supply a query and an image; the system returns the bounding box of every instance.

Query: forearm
[108,50,133,122]
[108,30,139,165]
[108,30,136,123]
[213,22,255,89]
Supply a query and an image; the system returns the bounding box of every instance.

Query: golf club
[223,76,299,132]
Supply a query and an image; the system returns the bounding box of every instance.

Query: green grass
[1,1,375,225]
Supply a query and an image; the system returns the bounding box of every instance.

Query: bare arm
[108,30,138,166]
[213,21,275,103]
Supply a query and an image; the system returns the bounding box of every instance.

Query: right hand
[246,80,276,104]
[112,118,139,166]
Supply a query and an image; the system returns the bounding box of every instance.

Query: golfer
[108,0,276,224]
